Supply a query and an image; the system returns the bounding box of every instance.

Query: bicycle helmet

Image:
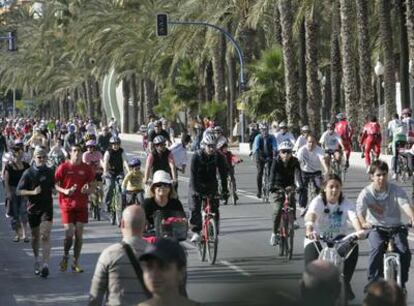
[202,133,217,146]
[301,125,310,132]
[153,135,166,145]
[279,121,287,128]
[259,123,268,131]
[139,125,147,133]
[336,113,346,120]
[68,124,76,133]
[214,126,223,133]
[128,157,141,167]
[278,141,293,151]
[402,108,412,116]
[85,140,96,147]
[109,136,121,144]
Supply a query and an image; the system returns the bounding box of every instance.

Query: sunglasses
[206,144,216,149]
[280,150,292,154]
[153,183,171,189]
[36,155,46,160]
[155,143,166,147]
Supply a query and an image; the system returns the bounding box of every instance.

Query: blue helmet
[128,157,141,167]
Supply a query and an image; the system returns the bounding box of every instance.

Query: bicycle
[370,224,411,287]
[301,172,321,216]
[277,187,296,260]
[329,151,346,182]
[89,185,101,221]
[109,175,124,226]
[315,232,360,306]
[395,147,410,183]
[225,159,243,206]
[195,194,219,265]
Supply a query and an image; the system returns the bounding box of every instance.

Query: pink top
[82,151,103,173]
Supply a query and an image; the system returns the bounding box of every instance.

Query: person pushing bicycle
[268,141,301,246]
[188,134,228,243]
[356,160,414,291]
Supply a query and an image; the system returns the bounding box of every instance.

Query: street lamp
[318,71,326,135]
[374,60,384,110]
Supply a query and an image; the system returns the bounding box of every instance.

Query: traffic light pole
[167,20,247,142]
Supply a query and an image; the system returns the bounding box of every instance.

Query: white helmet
[301,125,310,132]
[202,134,217,146]
[278,141,293,151]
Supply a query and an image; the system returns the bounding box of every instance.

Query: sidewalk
[119,133,391,170]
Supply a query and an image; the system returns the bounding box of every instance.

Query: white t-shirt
[304,195,357,247]
[275,131,295,147]
[319,131,342,151]
[169,143,187,170]
[293,135,307,152]
[297,145,324,173]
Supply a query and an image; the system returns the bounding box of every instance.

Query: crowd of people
[0,112,413,306]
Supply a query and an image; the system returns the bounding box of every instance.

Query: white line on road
[219,260,252,277]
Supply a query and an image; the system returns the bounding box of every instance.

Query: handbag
[121,241,152,298]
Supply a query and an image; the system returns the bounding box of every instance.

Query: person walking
[88,205,149,306]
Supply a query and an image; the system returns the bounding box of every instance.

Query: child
[217,141,242,204]
[122,157,145,205]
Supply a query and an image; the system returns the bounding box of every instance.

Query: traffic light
[156,14,168,37]
[7,31,16,52]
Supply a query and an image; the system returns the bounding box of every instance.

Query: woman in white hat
[142,170,184,230]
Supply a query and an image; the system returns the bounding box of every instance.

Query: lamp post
[374,60,385,149]
[409,59,414,111]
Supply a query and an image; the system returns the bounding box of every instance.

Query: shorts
[28,210,53,228]
[60,206,88,224]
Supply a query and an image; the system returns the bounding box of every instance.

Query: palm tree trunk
[305,7,321,136]
[122,77,130,133]
[407,0,414,79]
[212,34,226,103]
[130,73,138,132]
[356,0,374,127]
[205,61,214,102]
[298,18,308,125]
[226,51,237,135]
[340,0,359,128]
[378,0,396,122]
[396,0,410,108]
[279,0,300,130]
[144,78,155,119]
[139,78,145,125]
[273,3,283,46]
[94,80,102,120]
[330,0,342,118]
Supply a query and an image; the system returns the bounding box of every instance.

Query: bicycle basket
[153,210,188,241]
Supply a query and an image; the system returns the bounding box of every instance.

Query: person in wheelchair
[142,171,185,237]
[319,122,345,174]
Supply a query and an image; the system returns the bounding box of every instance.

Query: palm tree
[356,0,374,124]
[330,0,341,117]
[407,0,414,78]
[377,0,396,123]
[339,0,358,129]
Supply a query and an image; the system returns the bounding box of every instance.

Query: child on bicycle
[122,157,145,206]
[217,140,241,203]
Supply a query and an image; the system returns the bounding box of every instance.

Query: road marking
[219,260,252,277]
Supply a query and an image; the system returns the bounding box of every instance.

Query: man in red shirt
[335,113,353,169]
[55,144,95,273]
[359,115,382,170]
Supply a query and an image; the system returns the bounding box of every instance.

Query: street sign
[156,14,168,37]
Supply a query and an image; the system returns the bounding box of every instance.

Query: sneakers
[41,265,49,278]
[71,263,84,273]
[293,221,300,230]
[59,256,68,272]
[270,233,279,246]
[190,233,201,243]
[257,192,262,199]
[34,261,41,276]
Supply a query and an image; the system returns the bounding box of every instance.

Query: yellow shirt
[122,170,144,192]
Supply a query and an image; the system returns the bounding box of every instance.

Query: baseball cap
[139,238,186,267]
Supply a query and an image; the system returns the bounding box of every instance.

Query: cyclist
[169,134,192,188]
[55,144,95,273]
[335,113,353,169]
[252,123,278,199]
[217,140,241,204]
[275,121,295,147]
[108,117,119,137]
[48,136,68,169]
[26,127,48,156]
[248,122,259,153]
[148,120,171,152]
[188,133,228,243]
[401,107,414,144]
[97,126,111,154]
[144,135,177,185]
[359,115,382,171]
[102,136,129,212]
[17,146,55,278]
[213,126,228,147]
[122,157,145,206]
[319,122,345,174]
[304,174,365,300]
[269,141,301,246]
[356,160,414,291]
[161,119,175,144]
[64,124,79,154]
[82,140,103,211]
[388,113,408,179]
[293,125,311,153]
[297,135,327,216]
[85,119,97,137]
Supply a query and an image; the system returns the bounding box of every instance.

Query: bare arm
[304,212,317,239]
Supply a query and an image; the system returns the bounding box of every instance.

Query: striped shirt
[88,236,149,306]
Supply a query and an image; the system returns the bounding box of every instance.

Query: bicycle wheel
[228,179,236,206]
[114,189,122,227]
[384,259,398,283]
[401,159,410,183]
[206,218,218,264]
[197,239,207,262]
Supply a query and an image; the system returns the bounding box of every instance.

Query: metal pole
[168,20,247,142]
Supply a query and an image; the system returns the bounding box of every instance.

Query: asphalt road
[0,136,414,306]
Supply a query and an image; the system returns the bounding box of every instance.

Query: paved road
[0,136,414,306]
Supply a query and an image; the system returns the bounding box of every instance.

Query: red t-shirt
[55,161,95,210]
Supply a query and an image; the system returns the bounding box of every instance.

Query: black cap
[139,238,186,267]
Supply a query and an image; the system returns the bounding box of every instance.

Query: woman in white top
[304,174,365,301]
